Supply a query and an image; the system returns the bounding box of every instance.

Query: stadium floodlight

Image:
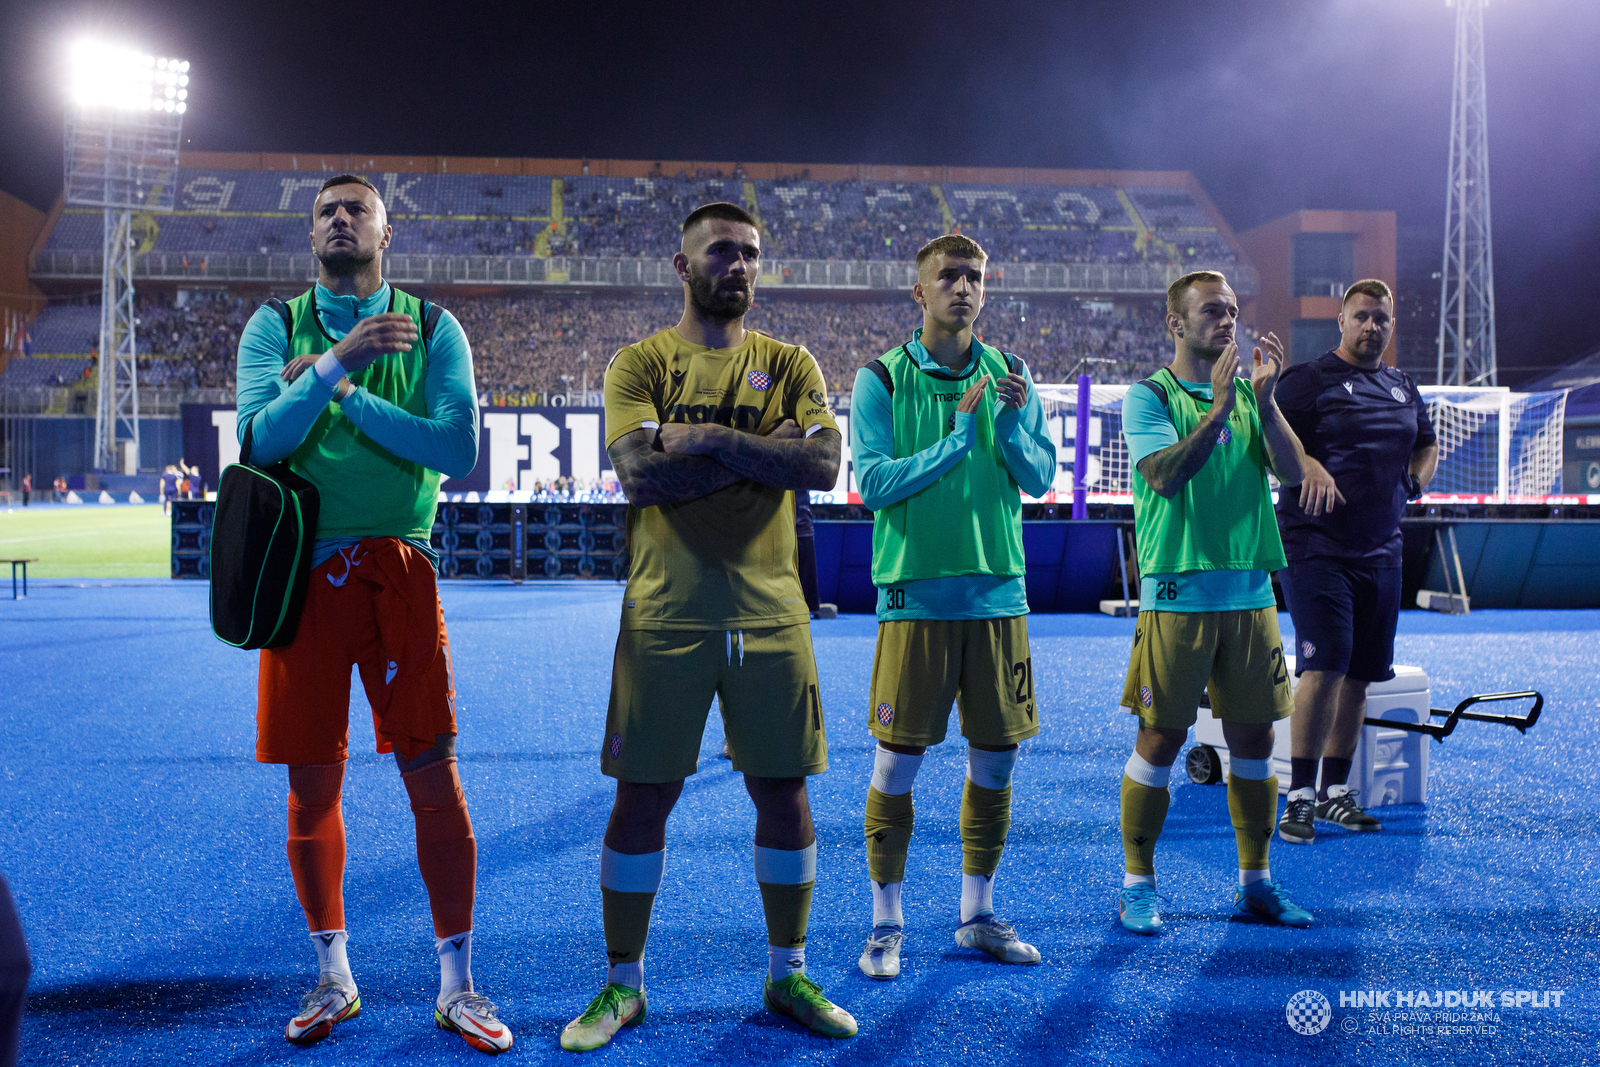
[1437,0,1498,386]
[63,40,189,473]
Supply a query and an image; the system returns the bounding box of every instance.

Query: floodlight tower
[63,42,189,473]
[1436,0,1497,386]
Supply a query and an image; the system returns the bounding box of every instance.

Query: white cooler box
[1189,656,1430,807]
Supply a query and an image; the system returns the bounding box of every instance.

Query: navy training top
[1274,350,1437,566]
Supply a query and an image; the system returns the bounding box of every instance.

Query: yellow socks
[864,787,914,885]
[599,845,664,988]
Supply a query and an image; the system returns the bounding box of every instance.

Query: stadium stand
[6,294,1175,399]
[39,167,1241,268]
[400,293,1173,399]
[25,305,100,355]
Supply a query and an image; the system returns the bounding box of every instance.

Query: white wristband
[312,351,344,388]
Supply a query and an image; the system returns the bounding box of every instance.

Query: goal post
[1034,381,1572,503]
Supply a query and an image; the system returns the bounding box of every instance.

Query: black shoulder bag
[208,298,322,649]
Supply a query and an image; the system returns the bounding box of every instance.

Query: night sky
[2,0,1596,385]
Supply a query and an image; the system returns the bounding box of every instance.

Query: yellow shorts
[602,625,828,782]
[1120,608,1293,730]
[868,616,1039,748]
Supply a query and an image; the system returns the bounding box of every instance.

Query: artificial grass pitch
[4,583,1597,1065]
[0,504,172,577]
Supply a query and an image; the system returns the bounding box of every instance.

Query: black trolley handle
[1362,690,1543,743]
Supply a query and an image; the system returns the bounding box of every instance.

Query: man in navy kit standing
[1272,279,1439,844]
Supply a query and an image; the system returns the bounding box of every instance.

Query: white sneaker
[284,981,360,1045]
[953,915,1041,964]
[858,925,904,979]
[560,983,648,1052]
[436,988,514,1054]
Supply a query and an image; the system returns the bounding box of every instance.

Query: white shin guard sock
[1239,868,1272,886]
[607,959,644,990]
[870,744,925,795]
[959,873,996,923]
[309,930,355,992]
[1123,752,1172,788]
[871,879,903,928]
[1123,872,1157,888]
[966,746,1019,790]
[768,945,806,983]
[435,930,473,1001]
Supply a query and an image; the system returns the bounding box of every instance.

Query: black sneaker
[1277,790,1316,845]
[1316,788,1381,831]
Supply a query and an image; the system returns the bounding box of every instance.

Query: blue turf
[3,583,1597,1065]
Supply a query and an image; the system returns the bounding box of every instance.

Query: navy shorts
[1278,557,1401,683]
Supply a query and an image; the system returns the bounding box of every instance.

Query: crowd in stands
[461,292,1174,401]
[136,298,254,389]
[13,290,1182,402]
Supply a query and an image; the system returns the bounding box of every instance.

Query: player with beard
[1272,280,1438,844]
[234,174,511,1053]
[559,203,855,1051]
[1114,271,1314,935]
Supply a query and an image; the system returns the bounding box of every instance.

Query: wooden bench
[1,558,37,599]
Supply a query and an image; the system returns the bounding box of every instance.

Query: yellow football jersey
[605,326,839,631]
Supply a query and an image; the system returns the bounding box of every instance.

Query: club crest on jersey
[1391,386,1408,403]
[876,702,894,726]
[608,733,622,759]
[1217,426,1232,446]
[1301,640,1316,659]
[1139,686,1153,709]
[747,370,772,391]
[1343,381,1354,394]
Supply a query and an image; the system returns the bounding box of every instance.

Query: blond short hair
[916,234,987,272]
[1166,270,1228,320]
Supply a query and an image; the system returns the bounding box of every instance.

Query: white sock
[1123,872,1156,889]
[871,879,903,929]
[959,872,995,923]
[434,930,472,1002]
[768,945,805,982]
[309,930,355,992]
[1123,752,1172,788]
[607,960,644,990]
[1239,868,1272,886]
[1287,786,1316,802]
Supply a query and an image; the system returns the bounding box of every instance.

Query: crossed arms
[607,420,842,508]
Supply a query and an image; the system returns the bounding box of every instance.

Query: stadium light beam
[63,40,190,472]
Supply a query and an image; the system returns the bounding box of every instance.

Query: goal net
[1035,382,1571,502]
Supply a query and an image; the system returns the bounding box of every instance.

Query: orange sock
[286,762,347,931]
[403,757,476,937]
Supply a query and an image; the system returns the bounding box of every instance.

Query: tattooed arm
[607,428,745,508]
[658,421,841,493]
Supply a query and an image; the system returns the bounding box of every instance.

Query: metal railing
[31,249,1257,296]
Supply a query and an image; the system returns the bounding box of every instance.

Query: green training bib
[870,341,1026,586]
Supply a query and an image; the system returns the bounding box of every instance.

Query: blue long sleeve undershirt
[850,338,1057,620]
[234,282,479,569]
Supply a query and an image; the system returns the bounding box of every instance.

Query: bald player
[559,203,856,1052]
